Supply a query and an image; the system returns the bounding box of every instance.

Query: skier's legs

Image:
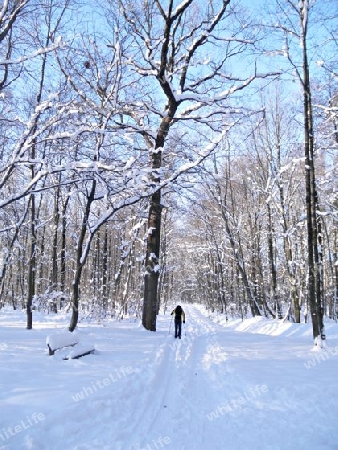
[178,320,182,338]
[175,320,179,338]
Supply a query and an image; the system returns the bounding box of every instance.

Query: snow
[46,331,79,352]
[0,40,62,66]
[1,304,338,450]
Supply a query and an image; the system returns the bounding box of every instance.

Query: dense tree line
[170,88,336,325]
[0,0,336,343]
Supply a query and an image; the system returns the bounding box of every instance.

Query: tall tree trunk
[26,194,36,329]
[60,194,70,298]
[267,204,282,318]
[49,184,61,313]
[142,108,177,331]
[69,180,96,332]
[102,225,109,313]
[143,188,163,331]
[25,9,53,327]
[300,1,323,343]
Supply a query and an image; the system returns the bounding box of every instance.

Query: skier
[171,305,185,339]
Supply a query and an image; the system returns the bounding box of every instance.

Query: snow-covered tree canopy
[0,0,336,334]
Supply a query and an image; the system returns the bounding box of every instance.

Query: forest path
[121,304,338,450]
[1,305,337,450]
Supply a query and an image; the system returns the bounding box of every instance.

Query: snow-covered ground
[1,304,338,450]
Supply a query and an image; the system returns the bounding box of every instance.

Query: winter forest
[0,0,337,342]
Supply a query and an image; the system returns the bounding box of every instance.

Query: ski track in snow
[0,305,338,450]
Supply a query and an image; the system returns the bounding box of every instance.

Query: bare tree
[0,0,30,90]
[269,0,332,344]
[113,0,279,330]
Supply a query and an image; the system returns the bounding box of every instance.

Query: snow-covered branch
[0,37,63,66]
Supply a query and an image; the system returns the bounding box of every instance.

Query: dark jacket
[171,306,185,322]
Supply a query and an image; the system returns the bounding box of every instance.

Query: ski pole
[168,315,173,335]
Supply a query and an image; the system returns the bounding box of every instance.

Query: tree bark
[143,189,163,331]
[26,194,36,329]
[142,79,177,331]
[69,180,96,332]
[300,1,323,343]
